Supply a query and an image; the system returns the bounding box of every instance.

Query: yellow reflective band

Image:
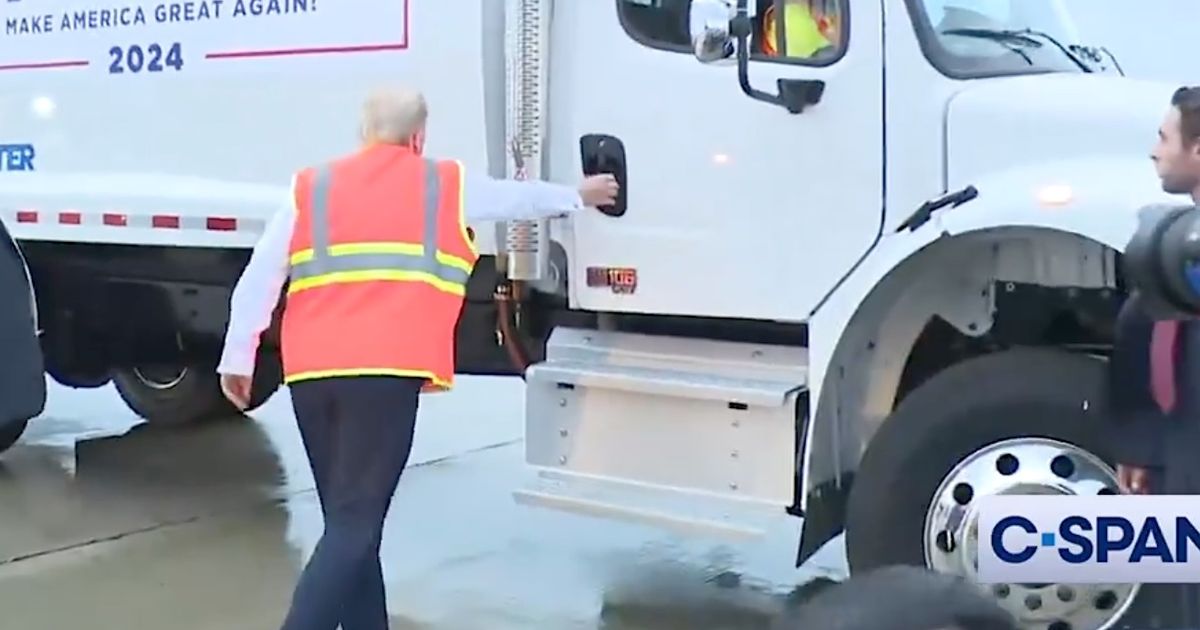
[290,242,472,271]
[284,367,452,390]
[287,269,467,297]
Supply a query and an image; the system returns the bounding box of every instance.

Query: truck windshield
[909,0,1089,78]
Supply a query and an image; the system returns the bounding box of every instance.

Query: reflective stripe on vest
[286,159,472,297]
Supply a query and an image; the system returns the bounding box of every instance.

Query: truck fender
[795,156,1177,563]
[0,216,45,426]
[937,155,1180,251]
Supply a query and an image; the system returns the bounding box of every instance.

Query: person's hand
[1117,464,1151,494]
[578,174,619,208]
[220,373,253,411]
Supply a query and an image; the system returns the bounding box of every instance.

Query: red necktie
[1151,320,1180,414]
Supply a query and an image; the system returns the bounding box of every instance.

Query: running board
[518,327,808,531]
[513,470,786,540]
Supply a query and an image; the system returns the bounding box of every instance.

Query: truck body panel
[548,0,884,320]
[0,0,497,250]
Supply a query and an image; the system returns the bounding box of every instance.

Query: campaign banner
[0,0,409,74]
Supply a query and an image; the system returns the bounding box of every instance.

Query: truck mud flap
[0,218,46,427]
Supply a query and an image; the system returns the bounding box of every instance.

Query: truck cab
[479,1,1181,629]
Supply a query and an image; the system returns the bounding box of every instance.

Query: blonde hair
[360,86,428,144]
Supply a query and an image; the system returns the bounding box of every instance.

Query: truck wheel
[112,355,283,425]
[0,419,28,454]
[844,347,1139,630]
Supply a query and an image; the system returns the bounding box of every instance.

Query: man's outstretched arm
[462,169,619,223]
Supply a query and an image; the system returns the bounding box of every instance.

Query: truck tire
[843,347,1140,630]
[112,354,283,425]
[0,419,28,454]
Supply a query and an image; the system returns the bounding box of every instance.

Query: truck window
[617,0,849,66]
[908,0,1089,79]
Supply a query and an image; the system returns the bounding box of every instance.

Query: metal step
[513,469,789,540]
[517,327,808,535]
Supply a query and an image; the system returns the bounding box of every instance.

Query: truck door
[547,0,884,321]
[0,218,45,447]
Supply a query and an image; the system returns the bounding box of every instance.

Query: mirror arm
[732,0,817,114]
[690,0,822,113]
[732,12,778,107]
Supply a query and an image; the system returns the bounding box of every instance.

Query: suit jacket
[1107,292,1200,493]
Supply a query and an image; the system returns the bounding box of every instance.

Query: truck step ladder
[514,327,808,539]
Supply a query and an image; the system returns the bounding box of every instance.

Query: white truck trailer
[0,0,1184,627]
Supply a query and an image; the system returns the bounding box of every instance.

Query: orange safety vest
[279,144,479,392]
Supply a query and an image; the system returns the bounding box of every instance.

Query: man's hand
[220,373,253,411]
[578,174,620,208]
[1117,464,1151,494]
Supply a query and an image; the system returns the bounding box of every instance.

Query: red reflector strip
[6,210,261,233]
[152,215,180,229]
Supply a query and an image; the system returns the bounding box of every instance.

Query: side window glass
[617,0,848,65]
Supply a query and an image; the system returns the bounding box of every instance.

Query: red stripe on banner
[206,42,409,59]
[206,0,409,59]
[0,59,89,72]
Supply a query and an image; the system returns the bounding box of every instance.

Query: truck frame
[0,0,1185,628]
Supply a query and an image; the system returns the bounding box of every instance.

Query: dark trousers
[280,375,423,630]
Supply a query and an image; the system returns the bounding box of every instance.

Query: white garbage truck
[0,0,1185,627]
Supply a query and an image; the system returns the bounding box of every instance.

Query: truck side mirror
[689,0,737,64]
[687,0,824,114]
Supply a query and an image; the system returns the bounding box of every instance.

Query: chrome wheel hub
[132,365,189,390]
[924,437,1139,630]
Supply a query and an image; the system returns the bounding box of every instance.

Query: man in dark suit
[1108,85,1200,627]
[1114,85,1200,496]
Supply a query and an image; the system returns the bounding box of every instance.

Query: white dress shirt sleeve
[461,170,587,223]
[217,194,295,376]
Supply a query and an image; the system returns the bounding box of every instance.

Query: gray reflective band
[423,158,439,270]
[292,252,470,286]
[309,165,332,259]
[290,159,467,288]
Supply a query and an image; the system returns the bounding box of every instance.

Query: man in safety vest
[216,86,619,630]
[760,0,837,59]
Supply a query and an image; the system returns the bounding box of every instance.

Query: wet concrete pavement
[0,377,847,629]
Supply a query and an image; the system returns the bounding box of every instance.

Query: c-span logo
[977,495,1200,584]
